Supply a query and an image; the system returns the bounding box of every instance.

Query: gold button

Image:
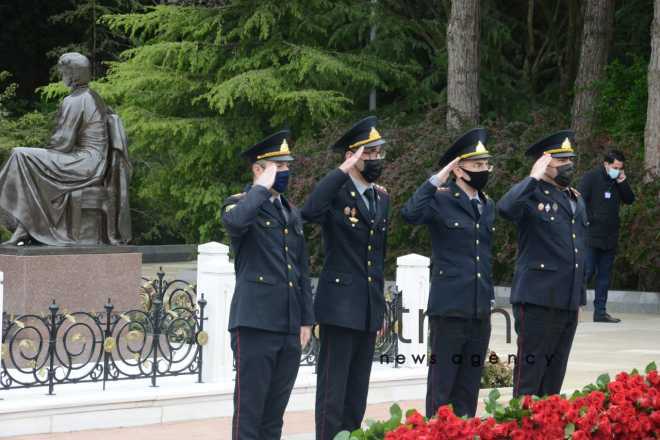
[574,249,578,254]
[477,273,481,278]
[572,233,576,239]
[370,230,374,235]
[492,226,496,231]
[284,228,289,234]
[550,216,555,221]
[476,256,480,261]
[288,264,292,270]
[454,192,460,197]
[352,224,356,228]
[266,221,271,226]
[476,239,479,245]
[259,276,264,281]
[454,222,459,227]
[540,264,545,268]
[289,281,293,287]
[371,220,375,223]
[285,246,289,252]
[368,261,372,266]
[476,224,480,229]
[575,263,579,268]
[572,219,575,224]
[335,278,340,283]
[368,245,372,251]
[544,190,550,195]
[368,276,372,282]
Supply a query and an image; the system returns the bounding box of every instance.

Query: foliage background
[0,0,657,290]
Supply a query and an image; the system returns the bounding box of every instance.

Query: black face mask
[361,159,384,183]
[460,168,490,191]
[552,163,575,187]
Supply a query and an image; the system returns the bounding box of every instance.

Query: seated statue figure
[0,52,131,246]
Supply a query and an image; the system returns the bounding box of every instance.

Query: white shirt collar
[349,174,374,195]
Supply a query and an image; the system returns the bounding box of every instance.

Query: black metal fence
[300,284,403,367]
[0,270,207,395]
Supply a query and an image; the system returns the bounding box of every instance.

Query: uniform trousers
[230,327,301,440]
[512,303,578,398]
[315,324,376,440]
[426,316,491,418]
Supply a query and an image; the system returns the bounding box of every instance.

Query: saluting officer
[401,128,495,418]
[222,130,314,440]
[301,116,390,440]
[497,130,587,398]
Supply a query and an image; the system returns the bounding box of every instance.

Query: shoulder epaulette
[222,192,246,212]
[375,184,388,194]
[569,187,582,198]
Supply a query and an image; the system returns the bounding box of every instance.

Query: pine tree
[95,1,418,243]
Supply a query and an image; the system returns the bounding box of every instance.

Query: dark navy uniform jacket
[222,184,315,334]
[301,168,389,333]
[401,179,495,318]
[497,177,588,311]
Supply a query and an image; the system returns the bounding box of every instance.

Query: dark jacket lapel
[243,183,284,226]
[450,180,478,220]
[345,179,371,224]
[374,189,387,226]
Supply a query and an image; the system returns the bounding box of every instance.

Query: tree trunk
[560,0,583,107]
[571,0,614,142]
[446,0,480,132]
[644,0,660,180]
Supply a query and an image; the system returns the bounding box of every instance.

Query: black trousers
[426,316,491,418]
[315,324,376,440]
[230,327,301,440]
[512,303,578,398]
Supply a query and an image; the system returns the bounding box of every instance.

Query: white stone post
[0,272,3,350]
[395,253,430,368]
[197,242,235,382]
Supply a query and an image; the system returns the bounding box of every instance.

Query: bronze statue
[0,53,131,246]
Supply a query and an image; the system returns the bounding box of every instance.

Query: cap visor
[362,139,387,149]
[461,153,491,161]
[269,155,294,162]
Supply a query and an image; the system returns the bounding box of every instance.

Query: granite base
[0,245,142,316]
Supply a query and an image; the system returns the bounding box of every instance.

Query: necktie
[471,198,481,220]
[563,190,576,214]
[273,198,287,225]
[365,188,376,221]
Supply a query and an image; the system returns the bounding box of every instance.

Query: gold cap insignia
[280,138,289,152]
[544,137,575,155]
[349,127,383,150]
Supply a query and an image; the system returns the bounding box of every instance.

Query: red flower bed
[378,364,660,439]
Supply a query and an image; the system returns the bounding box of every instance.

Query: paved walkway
[8,311,659,440]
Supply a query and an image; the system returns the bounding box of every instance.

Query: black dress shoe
[594,314,621,323]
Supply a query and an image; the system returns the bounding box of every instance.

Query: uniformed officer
[497,130,587,398]
[301,116,390,440]
[401,128,495,418]
[222,130,314,440]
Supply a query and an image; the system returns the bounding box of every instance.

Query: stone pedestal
[0,246,142,316]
